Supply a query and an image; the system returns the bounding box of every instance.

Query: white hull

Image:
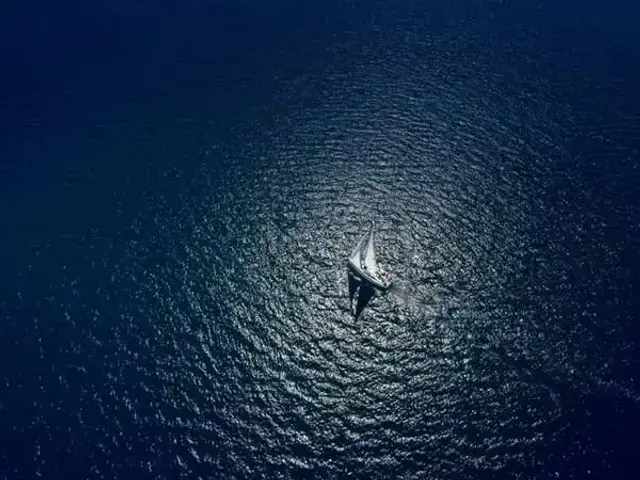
[347,257,392,291]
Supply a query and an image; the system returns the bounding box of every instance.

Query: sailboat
[347,225,393,291]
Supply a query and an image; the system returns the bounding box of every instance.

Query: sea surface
[1,0,639,478]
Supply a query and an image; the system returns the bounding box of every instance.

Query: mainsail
[361,230,377,275]
[349,232,367,268]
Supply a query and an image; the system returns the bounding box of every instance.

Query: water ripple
[2,2,639,479]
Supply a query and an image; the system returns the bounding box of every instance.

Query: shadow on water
[347,272,360,305]
[347,271,376,320]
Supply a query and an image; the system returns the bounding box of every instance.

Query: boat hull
[347,258,392,291]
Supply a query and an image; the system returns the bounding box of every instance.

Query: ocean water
[1,0,639,478]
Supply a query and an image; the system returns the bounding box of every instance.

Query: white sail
[349,232,367,268]
[347,223,392,291]
[361,230,377,275]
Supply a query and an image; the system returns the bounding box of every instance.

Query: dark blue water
[2,1,640,478]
